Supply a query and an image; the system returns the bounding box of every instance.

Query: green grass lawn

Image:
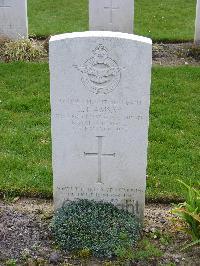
[28,0,196,41]
[0,63,199,200]
[148,67,200,201]
[0,63,52,197]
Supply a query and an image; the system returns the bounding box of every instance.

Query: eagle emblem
[74,44,121,95]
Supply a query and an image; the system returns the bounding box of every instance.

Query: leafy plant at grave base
[172,180,200,250]
[148,229,172,246]
[52,199,141,259]
[3,38,47,62]
[114,238,162,262]
[159,233,172,246]
[77,247,92,259]
[130,238,162,261]
[5,259,17,266]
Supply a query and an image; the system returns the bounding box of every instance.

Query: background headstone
[89,0,134,33]
[195,0,200,44]
[0,0,28,39]
[49,31,152,220]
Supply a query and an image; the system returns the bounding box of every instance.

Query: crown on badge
[93,44,108,56]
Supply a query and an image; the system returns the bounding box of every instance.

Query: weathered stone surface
[89,0,134,33]
[49,31,152,220]
[0,0,28,39]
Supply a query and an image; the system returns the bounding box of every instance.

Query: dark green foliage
[52,200,140,258]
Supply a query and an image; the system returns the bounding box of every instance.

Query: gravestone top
[0,0,28,39]
[50,31,151,44]
[89,0,134,33]
[50,31,152,220]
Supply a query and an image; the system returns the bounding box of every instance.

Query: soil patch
[153,42,200,66]
[0,199,199,265]
[0,38,200,66]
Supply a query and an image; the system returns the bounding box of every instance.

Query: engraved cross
[104,0,120,24]
[84,136,115,183]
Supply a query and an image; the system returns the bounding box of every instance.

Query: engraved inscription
[57,97,144,133]
[75,44,121,95]
[104,0,120,24]
[56,186,144,215]
[0,0,11,7]
[84,136,115,183]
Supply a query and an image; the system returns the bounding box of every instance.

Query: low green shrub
[172,180,200,249]
[3,38,47,62]
[52,199,141,258]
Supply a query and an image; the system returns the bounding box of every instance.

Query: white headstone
[195,0,200,44]
[0,0,28,39]
[89,0,134,33]
[49,31,152,220]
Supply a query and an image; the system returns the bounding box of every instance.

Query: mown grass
[0,63,52,197]
[147,66,200,201]
[28,0,196,41]
[0,63,199,200]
